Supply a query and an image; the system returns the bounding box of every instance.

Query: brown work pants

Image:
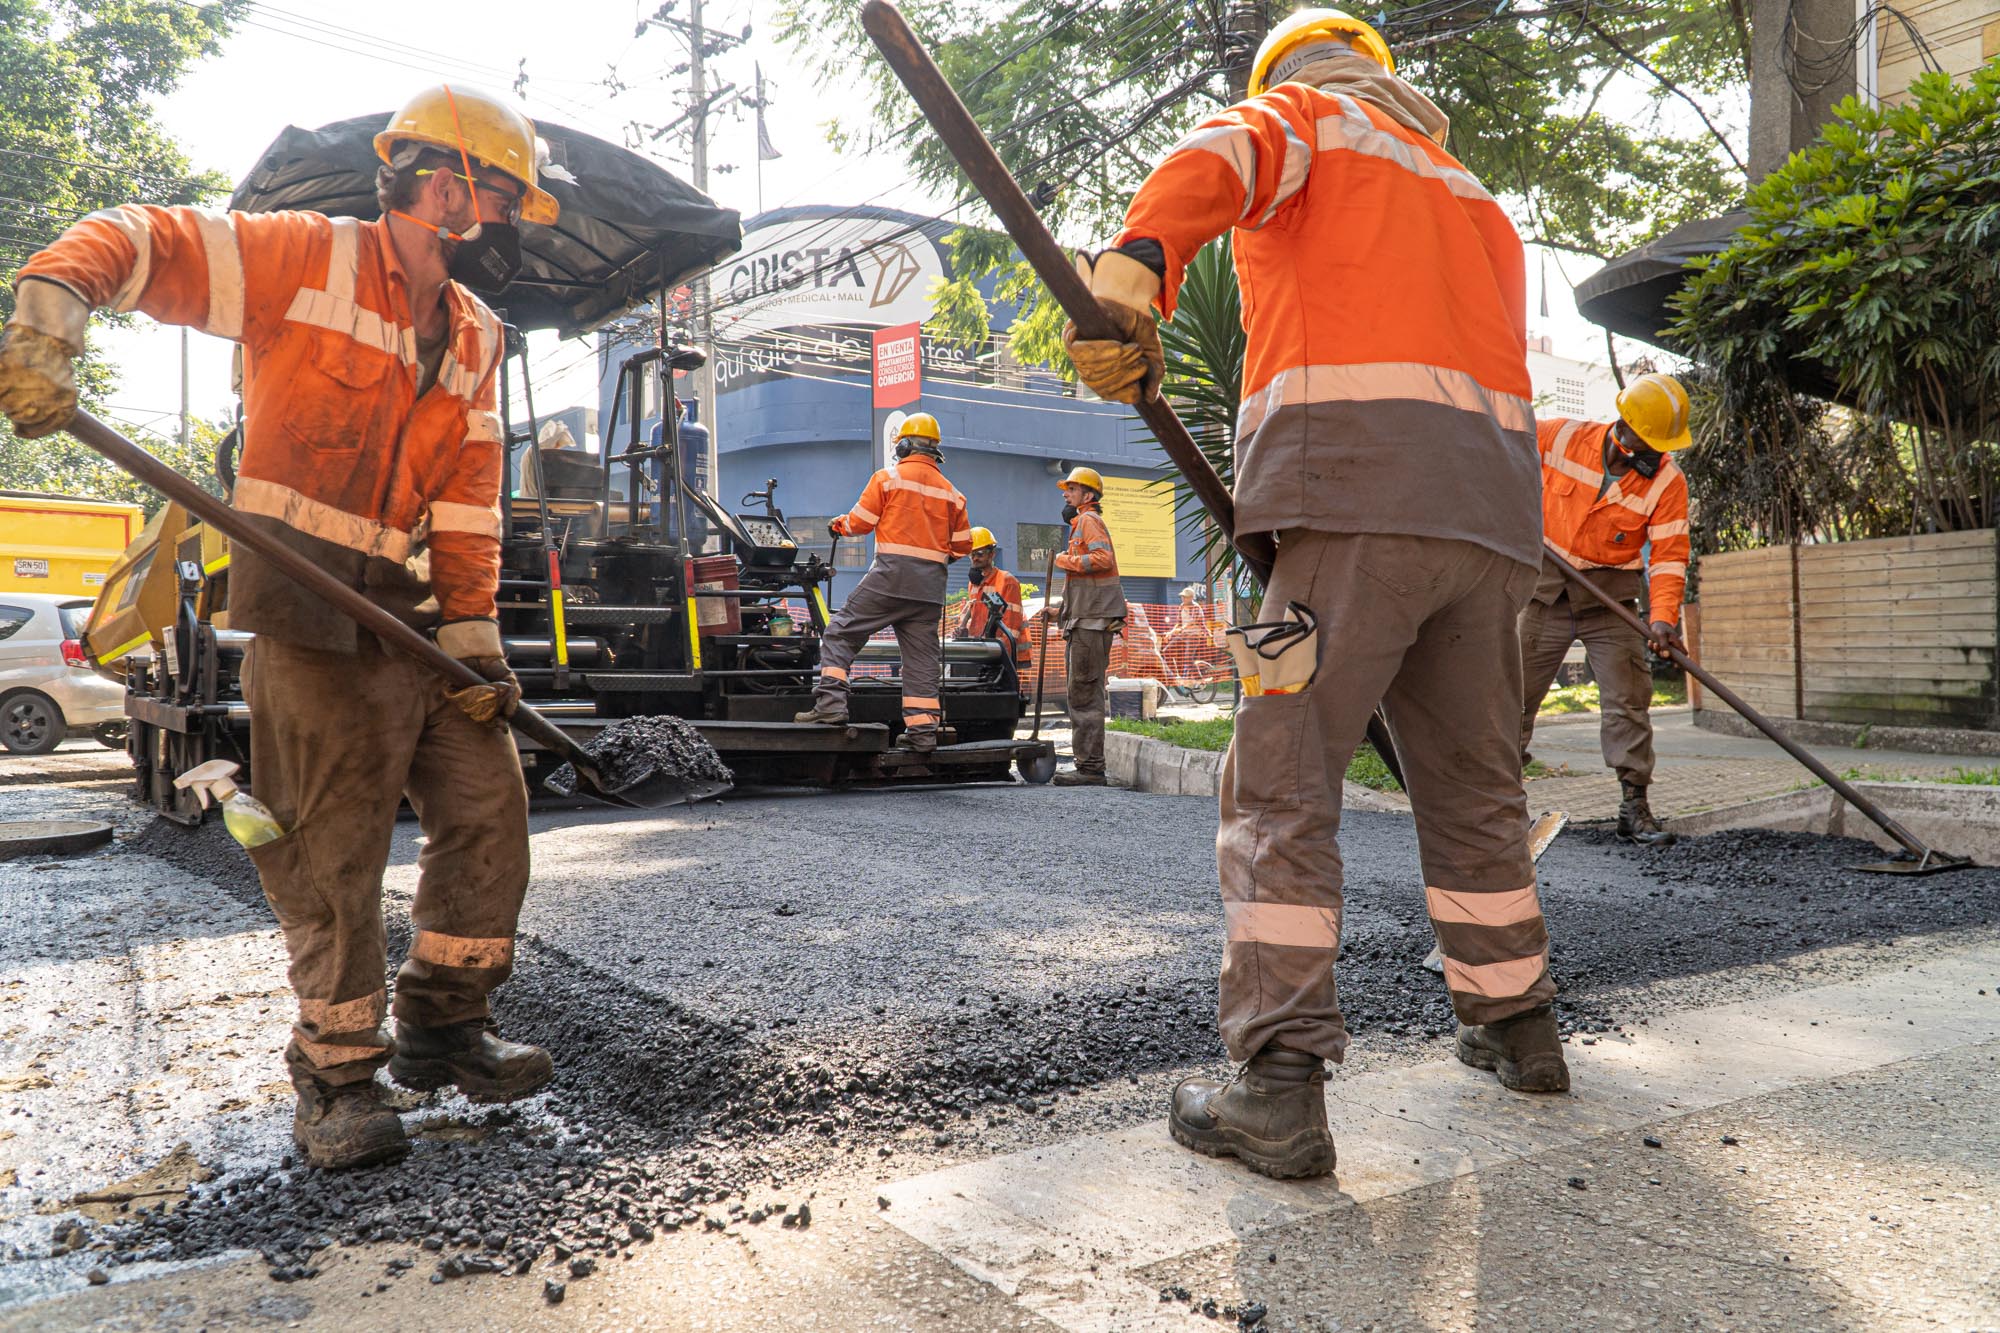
[1519,592,1656,786]
[1064,626,1113,775]
[813,576,944,737]
[1216,531,1555,1063]
[245,633,531,1089]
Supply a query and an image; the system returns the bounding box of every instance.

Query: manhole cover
[0,819,114,860]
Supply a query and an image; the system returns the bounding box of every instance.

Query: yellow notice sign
[1098,473,1179,578]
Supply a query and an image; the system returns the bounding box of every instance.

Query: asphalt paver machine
[93,114,1053,821]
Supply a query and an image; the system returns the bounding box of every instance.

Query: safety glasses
[414,168,525,225]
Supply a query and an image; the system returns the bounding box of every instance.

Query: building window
[792,517,869,569]
[1554,376,1588,417]
[1017,523,1063,575]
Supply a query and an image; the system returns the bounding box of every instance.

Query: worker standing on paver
[953,526,1032,677]
[797,412,972,752]
[1064,9,1567,1178]
[0,85,563,1170]
[1521,372,1693,847]
[1051,466,1126,786]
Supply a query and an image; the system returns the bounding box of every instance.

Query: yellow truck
[0,492,146,597]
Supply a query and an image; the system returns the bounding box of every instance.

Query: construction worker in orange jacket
[1522,371,1694,846]
[1052,466,1126,785]
[796,412,972,751]
[0,85,563,1170]
[1064,10,1566,1178]
[953,526,1033,677]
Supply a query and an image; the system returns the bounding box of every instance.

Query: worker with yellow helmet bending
[797,412,973,752]
[953,526,1033,678]
[1051,466,1127,785]
[0,85,570,1170]
[1521,372,1695,847]
[1063,10,1567,1178]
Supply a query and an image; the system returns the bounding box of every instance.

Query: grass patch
[1837,764,2000,786]
[1537,677,1687,717]
[1109,716,1404,790]
[1107,717,1234,752]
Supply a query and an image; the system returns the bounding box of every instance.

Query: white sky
[96,0,1660,436]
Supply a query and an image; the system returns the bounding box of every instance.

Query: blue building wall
[595,356,1211,608]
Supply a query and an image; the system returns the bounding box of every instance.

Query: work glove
[827,518,843,540]
[447,654,521,725]
[1646,620,1684,655]
[0,279,90,439]
[1061,250,1164,405]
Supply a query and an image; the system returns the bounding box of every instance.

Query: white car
[0,593,127,754]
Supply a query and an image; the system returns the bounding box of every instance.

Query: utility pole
[179,327,190,450]
[1223,1,1268,101]
[687,0,720,500]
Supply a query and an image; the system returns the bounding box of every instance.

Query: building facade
[585,205,1628,607]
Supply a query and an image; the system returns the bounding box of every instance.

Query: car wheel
[94,721,129,749]
[0,691,66,755]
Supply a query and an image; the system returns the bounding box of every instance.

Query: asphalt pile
[107,809,1999,1287]
[542,715,734,803]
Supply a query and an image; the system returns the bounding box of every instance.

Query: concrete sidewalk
[879,940,2000,1331]
[1523,708,1995,822]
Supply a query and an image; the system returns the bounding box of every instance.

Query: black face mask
[1621,441,1664,478]
[446,222,522,294]
[1060,502,1079,523]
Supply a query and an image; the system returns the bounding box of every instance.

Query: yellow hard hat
[1615,372,1693,453]
[1058,465,1104,493]
[895,412,942,444]
[1249,8,1395,96]
[968,526,997,551]
[375,84,560,226]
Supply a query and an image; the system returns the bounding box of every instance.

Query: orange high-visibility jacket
[830,453,972,603]
[1055,504,1127,627]
[955,567,1032,666]
[1537,418,1691,625]
[22,206,504,656]
[1113,81,1539,569]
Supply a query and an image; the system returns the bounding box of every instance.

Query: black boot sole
[389,1055,553,1105]
[295,1129,410,1171]
[1167,1111,1336,1180]
[1455,1037,1571,1093]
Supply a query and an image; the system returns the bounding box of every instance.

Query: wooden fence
[1690,529,1999,731]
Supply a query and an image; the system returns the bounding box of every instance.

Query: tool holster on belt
[1225,602,1319,696]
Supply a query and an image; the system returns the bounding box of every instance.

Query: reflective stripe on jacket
[21,206,503,654]
[1056,506,1127,627]
[830,453,971,604]
[955,567,1032,666]
[1113,80,1538,569]
[1535,418,1690,625]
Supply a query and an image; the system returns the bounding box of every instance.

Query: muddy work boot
[1052,769,1106,787]
[792,706,849,726]
[1455,1003,1571,1093]
[1616,781,1676,846]
[293,1078,410,1170]
[892,728,938,754]
[390,1021,553,1104]
[1168,1046,1335,1180]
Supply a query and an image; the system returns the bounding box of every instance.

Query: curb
[1693,708,2000,759]
[1104,730,1411,813]
[1667,779,2000,862]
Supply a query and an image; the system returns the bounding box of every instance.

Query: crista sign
[715,216,947,339]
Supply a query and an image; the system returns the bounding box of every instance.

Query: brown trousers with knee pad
[1216,530,1557,1063]
[245,633,531,1089]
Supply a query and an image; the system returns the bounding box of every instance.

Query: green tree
[0,0,242,474]
[2,414,231,516]
[779,0,1746,361]
[1671,61,2000,539]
